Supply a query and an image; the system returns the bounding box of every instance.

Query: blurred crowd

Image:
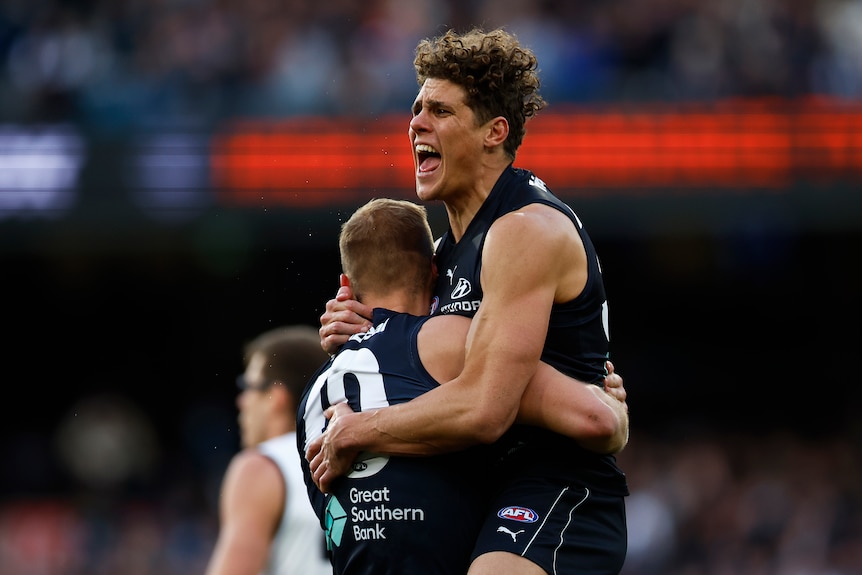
[621,430,862,574]
[2,414,860,574]
[1,0,861,129]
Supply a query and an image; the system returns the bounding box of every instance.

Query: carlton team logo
[497,506,539,523]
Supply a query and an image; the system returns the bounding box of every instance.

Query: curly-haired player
[313,27,629,575]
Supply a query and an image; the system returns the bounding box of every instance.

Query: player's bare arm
[308,208,569,492]
[205,451,285,575]
[427,313,628,453]
[307,364,629,477]
[309,293,628,491]
[518,362,629,454]
[456,206,575,437]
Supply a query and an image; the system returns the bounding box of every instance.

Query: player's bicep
[476,213,560,343]
[463,215,559,393]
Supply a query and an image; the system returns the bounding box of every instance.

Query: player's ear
[431,255,439,282]
[485,116,509,148]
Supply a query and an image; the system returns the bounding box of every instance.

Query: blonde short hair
[339,198,435,301]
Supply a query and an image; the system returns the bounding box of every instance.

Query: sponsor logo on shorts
[497,526,525,542]
[497,506,538,523]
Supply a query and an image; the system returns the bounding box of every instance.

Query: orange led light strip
[211,99,862,208]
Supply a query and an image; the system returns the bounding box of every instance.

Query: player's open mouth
[416,144,441,173]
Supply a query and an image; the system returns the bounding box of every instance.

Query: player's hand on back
[319,274,373,355]
[603,361,627,406]
[306,402,362,493]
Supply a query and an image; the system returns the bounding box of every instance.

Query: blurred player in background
[206,325,332,575]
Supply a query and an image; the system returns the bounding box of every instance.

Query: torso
[297,309,489,574]
[432,165,628,495]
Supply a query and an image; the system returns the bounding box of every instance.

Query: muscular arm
[518,362,629,454]
[310,208,595,491]
[205,450,284,575]
[420,314,628,454]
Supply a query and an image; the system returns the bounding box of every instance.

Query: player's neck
[445,164,506,240]
[362,289,430,317]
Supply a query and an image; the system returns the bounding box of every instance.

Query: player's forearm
[517,370,629,454]
[343,378,517,456]
[577,385,629,454]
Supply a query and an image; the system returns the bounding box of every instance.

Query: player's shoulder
[217,448,286,519]
[226,447,284,488]
[488,203,574,250]
[420,314,470,340]
[417,314,470,382]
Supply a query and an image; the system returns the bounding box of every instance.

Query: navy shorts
[471,476,627,575]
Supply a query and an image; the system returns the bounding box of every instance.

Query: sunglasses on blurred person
[236,374,281,392]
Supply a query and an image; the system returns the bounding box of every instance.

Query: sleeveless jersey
[432,165,629,496]
[257,433,332,575]
[296,309,489,575]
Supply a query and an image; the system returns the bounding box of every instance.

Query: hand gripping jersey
[296,309,490,575]
[433,165,629,497]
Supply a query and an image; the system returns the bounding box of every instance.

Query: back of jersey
[297,309,489,575]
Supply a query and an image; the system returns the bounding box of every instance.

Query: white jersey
[257,432,331,575]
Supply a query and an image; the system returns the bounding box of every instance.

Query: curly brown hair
[413,27,546,159]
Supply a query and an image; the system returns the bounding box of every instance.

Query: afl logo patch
[497,506,538,523]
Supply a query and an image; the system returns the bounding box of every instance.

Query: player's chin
[414,177,439,202]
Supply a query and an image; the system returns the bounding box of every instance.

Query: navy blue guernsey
[297,309,489,575]
[432,165,629,497]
